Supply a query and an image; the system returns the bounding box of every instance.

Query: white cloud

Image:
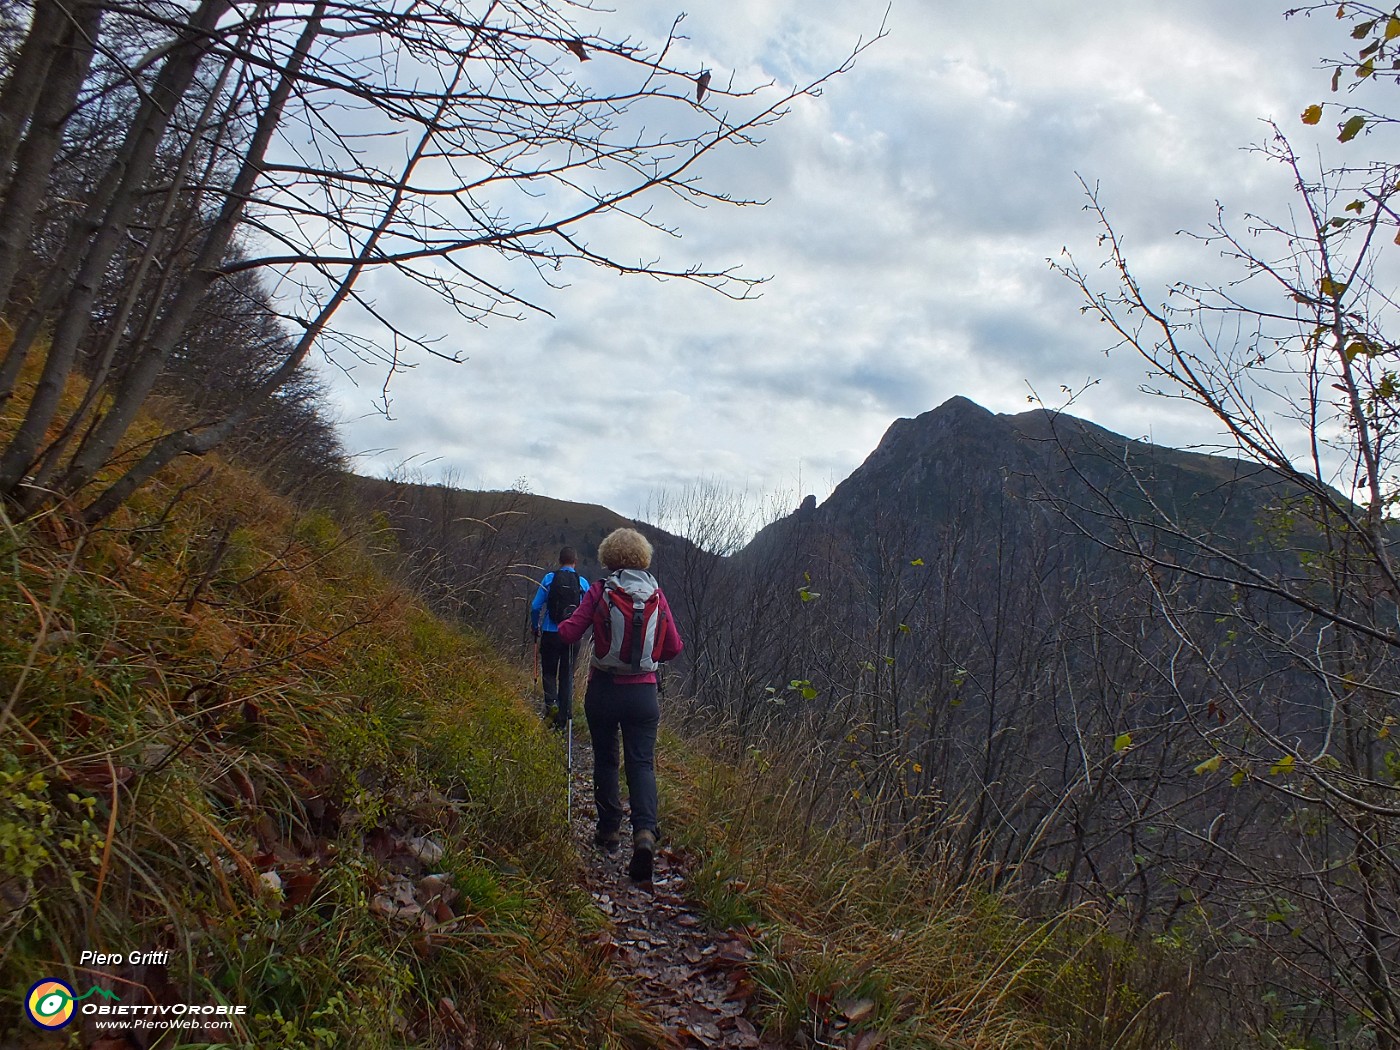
[316,0,1373,523]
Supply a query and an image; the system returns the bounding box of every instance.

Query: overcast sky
[315,0,1370,525]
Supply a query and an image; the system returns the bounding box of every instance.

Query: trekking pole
[563,642,575,825]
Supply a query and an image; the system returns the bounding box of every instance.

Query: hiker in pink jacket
[556,527,683,881]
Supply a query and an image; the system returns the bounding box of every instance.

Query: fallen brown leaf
[282,867,321,908]
[437,997,469,1036]
[714,939,754,963]
[67,762,135,791]
[838,998,876,1024]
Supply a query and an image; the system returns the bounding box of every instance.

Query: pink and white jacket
[556,572,684,685]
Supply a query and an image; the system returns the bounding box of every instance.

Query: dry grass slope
[664,738,1211,1050]
[0,438,662,1048]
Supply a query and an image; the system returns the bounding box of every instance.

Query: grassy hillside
[0,391,1209,1048]
[664,740,1213,1050]
[0,449,664,1048]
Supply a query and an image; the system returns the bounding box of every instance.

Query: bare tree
[1055,129,1400,1048]
[0,1,873,522]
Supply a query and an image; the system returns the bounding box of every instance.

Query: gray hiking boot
[594,826,622,852]
[628,829,656,882]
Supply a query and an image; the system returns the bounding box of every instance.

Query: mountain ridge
[351,396,1313,586]
[743,395,1306,566]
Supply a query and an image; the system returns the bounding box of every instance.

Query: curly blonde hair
[598,527,653,571]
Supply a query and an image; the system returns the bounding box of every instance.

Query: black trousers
[584,675,659,835]
[539,631,578,724]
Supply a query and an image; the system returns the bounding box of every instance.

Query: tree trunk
[0,0,66,188]
[23,40,249,496]
[60,7,328,515]
[0,0,231,502]
[0,1,100,323]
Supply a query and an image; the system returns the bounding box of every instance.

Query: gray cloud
[317,0,1371,521]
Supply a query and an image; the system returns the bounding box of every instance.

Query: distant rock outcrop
[744,395,1306,573]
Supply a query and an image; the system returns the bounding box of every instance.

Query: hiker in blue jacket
[530,547,588,730]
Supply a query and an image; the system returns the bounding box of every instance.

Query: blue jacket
[530,568,589,633]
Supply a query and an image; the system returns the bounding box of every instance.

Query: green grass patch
[0,453,653,1049]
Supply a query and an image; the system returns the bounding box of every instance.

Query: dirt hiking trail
[565,725,784,1050]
